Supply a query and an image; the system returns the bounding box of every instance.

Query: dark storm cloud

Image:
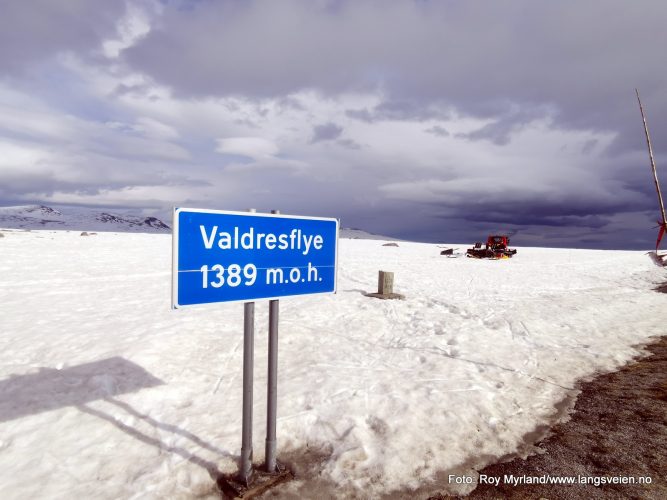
[0,171,123,201]
[434,192,649,227]
[455,106,552,145]
[276,96,307,112]
[118,0,667,251]
[311,122,344,143]
[371,166,658,246]
[123,0,667,151]
[455,123,515,146]
[0,164,208,201]
[453,208,612,230]
[425,126,449,137]
[0,1,127,75]
[581,139,599,155]
[346,100,451,123]
[337,138,362,149]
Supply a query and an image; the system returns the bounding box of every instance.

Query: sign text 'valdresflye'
[172,208,339,307]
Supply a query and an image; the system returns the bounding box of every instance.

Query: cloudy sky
[1,0,666,249]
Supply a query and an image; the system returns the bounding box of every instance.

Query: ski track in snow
[0,230,665,498]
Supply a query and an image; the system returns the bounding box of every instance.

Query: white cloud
[133,117,180,140]
[102,2,155,58]
[0,140,49,169]
[215,137,279,160]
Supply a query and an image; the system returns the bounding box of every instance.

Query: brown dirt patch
[432,336,667,499]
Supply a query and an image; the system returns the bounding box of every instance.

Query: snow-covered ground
[0,229,665,499]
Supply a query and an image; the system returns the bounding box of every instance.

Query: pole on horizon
[239,208,256,485]
[265,209,280,473]
[636,89,667,251]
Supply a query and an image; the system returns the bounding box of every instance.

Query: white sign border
[172,207,340,308]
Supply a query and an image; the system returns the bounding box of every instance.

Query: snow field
[0,230,665,498]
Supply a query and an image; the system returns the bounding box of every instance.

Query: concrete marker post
[378,270,394,295]
[365,270,405,300]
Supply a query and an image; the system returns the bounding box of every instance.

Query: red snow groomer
[466,235,517,260]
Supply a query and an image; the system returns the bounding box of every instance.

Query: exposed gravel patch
[431,335,667,499]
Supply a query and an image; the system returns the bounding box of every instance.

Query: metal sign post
[239,299,254,483]
[240,209,256,485]
[266,210,279,473]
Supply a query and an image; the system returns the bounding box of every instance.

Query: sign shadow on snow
[0,356,236,480]
[0,356,164,422]
[78,399,236,480]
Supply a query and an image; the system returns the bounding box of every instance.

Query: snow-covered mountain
[0,205,170,233]
[339,227,398,240]
[0,205,399,240]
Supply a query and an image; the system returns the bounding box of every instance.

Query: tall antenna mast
[636,88,667,250]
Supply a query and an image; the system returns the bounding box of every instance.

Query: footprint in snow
[366,415,389,437]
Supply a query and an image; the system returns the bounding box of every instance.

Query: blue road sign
[172,208,339,307]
